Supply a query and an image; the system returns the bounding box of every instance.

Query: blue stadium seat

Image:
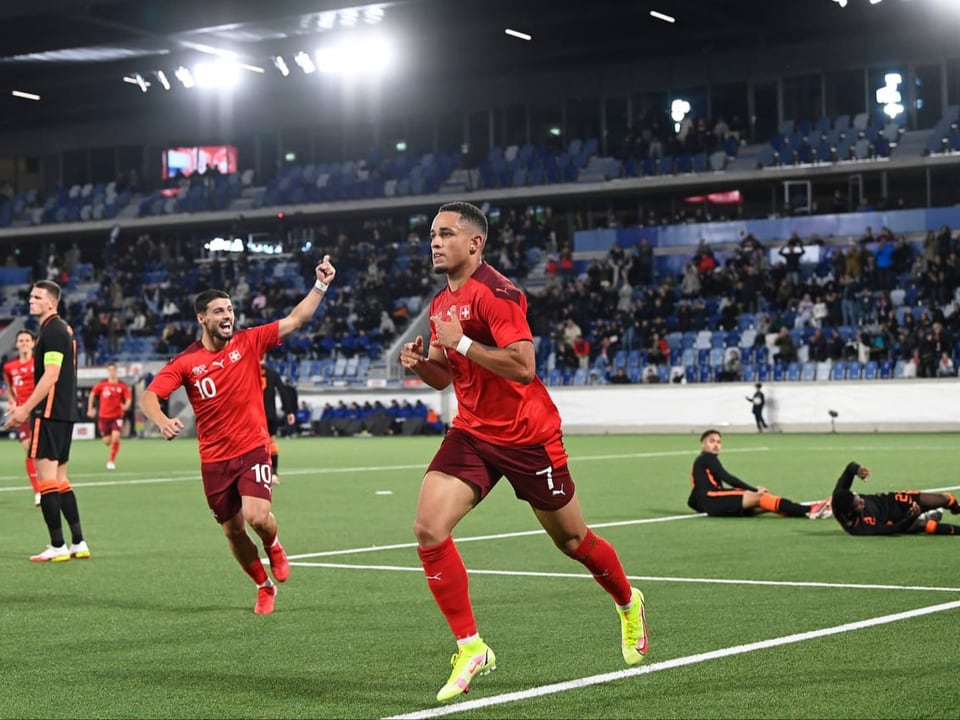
[786,362,801,381]
[831,362,846,380]
[862,360,878,380]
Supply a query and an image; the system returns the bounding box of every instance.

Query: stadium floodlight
[155,70,171,90]
[273,56,290,77]
[671,98,691,133]
[11,90,40,101]
[363,5,385,23]
[832,0,847,7]
[123,74,150,92]
[876,72,904,119]
[175,66,195,88]
[315,35,394,76]
[505,28,532,41]
[193,60,240,89]
[339,8,359,26]
[649,10,676,23]
[294,51,317,74]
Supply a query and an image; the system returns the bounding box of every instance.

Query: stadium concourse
[0,0,957,410]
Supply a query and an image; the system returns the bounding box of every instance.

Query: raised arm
[276,255,337,341]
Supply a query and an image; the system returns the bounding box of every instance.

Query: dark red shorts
[200,445,273,524]
[427,426,575,510]
[98,417,123,437]
[15,421,31,442]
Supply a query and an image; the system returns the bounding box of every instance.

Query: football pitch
[1,431,958,719]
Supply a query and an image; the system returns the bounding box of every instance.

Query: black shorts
[689,491,749,517]
[30,418,74,463]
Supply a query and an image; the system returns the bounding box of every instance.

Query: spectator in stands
[778,236,805,286]
[718,348,743,383]
[572,334,591,371]
[773,327,796,364]
[647,332,669,366]
[607,367,631,384]
[681,261,701,297]
[295,402,312,436]
[936,352,955,378]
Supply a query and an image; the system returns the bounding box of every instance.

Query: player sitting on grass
[689,429,832,519]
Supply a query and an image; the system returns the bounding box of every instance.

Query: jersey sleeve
[478,285,532,348]
[147,359,186,400]
[832,462,861,496]
[709,455,757,491]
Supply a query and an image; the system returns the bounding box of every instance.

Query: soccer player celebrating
[831,461,960,536]
[139,256,336,614]
[399,202,649,703]
[3,329,42,506]
[87,361,132,470]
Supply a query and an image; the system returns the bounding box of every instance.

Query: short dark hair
[33,280,62,303]
[832,489,855,519]
[438,201,488,238]
[16,329,35,340]
[194,289,230,314]
[106,361,117,368]
[700,428,721,442]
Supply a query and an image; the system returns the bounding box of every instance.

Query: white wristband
[313,279,329,294]
[456,335,474,356]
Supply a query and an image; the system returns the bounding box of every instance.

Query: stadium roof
[0,0,944,131]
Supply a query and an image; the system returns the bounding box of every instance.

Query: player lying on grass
[831,461,960,536]
[688,429,832,518]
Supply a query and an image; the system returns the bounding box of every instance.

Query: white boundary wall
[293,379,960,435]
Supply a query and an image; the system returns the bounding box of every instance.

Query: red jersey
[3,356,34,405]
[429,262,561,446]
[147,322,280,463]
[90,380,131,419]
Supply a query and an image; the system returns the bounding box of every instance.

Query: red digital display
[162,145,237,178]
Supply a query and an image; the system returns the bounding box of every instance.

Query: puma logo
[211,360,225,369]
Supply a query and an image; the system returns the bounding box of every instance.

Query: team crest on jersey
[458,305,470,321]
[229,350,242,363]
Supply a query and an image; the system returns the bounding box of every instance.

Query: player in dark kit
[3,280,90,561]
[689,429,831,518]
[260,357,296,483]
[831,461,960,536]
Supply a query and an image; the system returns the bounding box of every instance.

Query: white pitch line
[381,599,960,720]
[286,514,703,560]
[0,446,766,489]
[287,561,960,594]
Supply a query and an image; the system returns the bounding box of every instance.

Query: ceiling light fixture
[155,70,171,90]
[504,28,532,41]
[650,10,676,23]
[11,90,40,101]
